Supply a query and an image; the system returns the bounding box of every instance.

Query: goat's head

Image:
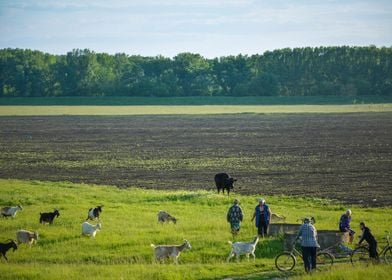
[96,223,102,230]
[53,209,60,217]
[183,239,191,250]
[17,205,23,210]
[11,240,18,251]
[97,206,103,212]
[6,239,18,251]
[171,217,177,224]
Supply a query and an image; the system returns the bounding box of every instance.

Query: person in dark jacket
[358,221,379,260]
[227,199,243,236]
[251,198,272,238]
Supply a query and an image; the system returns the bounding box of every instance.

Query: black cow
[215,173,237,195]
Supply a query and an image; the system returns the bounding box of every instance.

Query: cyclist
[358,221,379,261]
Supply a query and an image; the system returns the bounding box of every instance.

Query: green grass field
[1,104,392,116]
[1,96,392,106]
[0,179,391,279]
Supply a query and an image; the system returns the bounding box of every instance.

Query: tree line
[0,46,391,98]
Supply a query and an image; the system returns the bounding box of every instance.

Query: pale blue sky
[1,0,391,58]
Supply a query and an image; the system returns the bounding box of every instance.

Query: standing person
[339,209,355,243]
[251,198,271,238]
[296,217,320,273]
[358,221,379,261]
[226,199,243,236]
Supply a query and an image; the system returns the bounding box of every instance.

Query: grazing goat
[1,205,23,217]
[227,236,259,262]
[86,205,103,221]
[270,213,286,223]
[297,217,316,224]
[151,240,191,264]
[82,222,102,238]
[16,230,38,246]
[0,240,18,261]
[157,210,177,224]
[39,209,60,224]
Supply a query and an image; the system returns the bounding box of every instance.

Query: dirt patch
[0,113,391,206]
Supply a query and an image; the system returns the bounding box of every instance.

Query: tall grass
[0,179,391,279]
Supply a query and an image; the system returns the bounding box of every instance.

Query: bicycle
[275,242,334,271]
[351,231,392,265]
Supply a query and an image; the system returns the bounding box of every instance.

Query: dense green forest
[0,46,391,98]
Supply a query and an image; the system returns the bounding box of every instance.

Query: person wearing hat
[296,217,320,273]
[339,209,355,243]
[226,199,243,236]
[251,198,272,238]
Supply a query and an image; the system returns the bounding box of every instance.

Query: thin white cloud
[0,0,391,57]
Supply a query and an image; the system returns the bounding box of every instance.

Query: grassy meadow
[0,179,391,279]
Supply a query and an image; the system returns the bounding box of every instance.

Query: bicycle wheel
[275,252,296,271]
[351,246,370,266]
[384,247,392,264]
[316,252,334,271]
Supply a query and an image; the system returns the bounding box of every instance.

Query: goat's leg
[251,252,256,262]
[246,254,250,261]
[1,252,8,261]
[227,251,234,262]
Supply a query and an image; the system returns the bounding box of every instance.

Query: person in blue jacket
[251,198,272,238]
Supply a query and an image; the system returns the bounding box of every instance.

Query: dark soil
[1,113,391,206]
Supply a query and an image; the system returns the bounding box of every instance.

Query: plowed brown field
[1,113,391,206]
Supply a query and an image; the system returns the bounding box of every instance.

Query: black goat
[39,209,60,224]
[86,205,103,221]
[0,239,18,261]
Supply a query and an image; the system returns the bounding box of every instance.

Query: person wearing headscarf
[226,198,243,236]
[251,198,272,238]
[339,209,355,243]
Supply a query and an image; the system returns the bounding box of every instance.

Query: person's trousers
[301,246,317,272]
[258,220,268,236]
[369,241,379,259]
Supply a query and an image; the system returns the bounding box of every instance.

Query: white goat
[270,213,286,223]
[1,205,23,217]
[157,210,177,224]
[227,236,259,262]
[16,230,38,246]
[151,240,191,264]
[81,222,102,238]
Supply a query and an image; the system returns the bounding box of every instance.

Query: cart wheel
[316,252,334,270]
[351,246,370,266]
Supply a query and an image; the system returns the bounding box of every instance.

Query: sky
[0,0,391,58]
